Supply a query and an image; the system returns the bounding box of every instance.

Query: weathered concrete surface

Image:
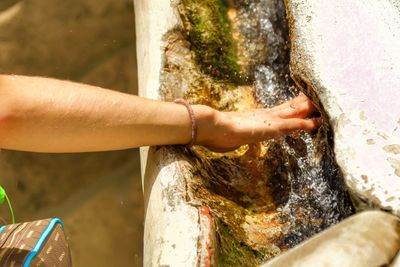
[142,147,214,266]
[134,1,212,266]
[286,0,400,214]
[261,210,400,267]
[134,0,180,182]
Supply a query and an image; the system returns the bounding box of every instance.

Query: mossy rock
[178,0,244,84]
[216,219,263,266]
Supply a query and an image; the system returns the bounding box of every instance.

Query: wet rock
[261,210,400,267]
[286,0,400,215]
[177,0,243,83]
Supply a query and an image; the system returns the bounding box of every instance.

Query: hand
[194,93,322,152]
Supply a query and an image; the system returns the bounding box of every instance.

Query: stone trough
[134,0,400,266]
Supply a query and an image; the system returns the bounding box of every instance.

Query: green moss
[216,219,263,267]
[179,0,244,84]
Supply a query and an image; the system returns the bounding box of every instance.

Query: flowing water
[237,0,354,247]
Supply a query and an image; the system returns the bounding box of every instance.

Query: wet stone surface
[286,0,400,217]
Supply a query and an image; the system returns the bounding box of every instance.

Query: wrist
[191,105,219,146]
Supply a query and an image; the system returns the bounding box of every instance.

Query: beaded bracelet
[174,98,197,147]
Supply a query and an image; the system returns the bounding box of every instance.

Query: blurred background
[0,0,143,266]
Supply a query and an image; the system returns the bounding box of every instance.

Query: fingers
[276,98,316,119]
[201,103,323,152]
[261,93,317,119]
[238,116,322,143]
[277,117,323,135]
[271,92,309,111]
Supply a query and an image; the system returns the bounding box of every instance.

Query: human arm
[0,75,321,153]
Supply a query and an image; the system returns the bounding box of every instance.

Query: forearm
[0,75,321,153]
[0,75,213,152]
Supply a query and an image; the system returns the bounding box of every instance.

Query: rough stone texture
[286,0,400,214]
[261,210,400,267]
[133,1,212,266]
[133,0,180,180]
[0,1,142,266]
[142,147,211,266]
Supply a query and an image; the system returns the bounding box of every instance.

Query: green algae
[216,219,263,267]
[178,0,244,84]
[161,29,251,111]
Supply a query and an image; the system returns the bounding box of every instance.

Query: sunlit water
[242,0,354,247]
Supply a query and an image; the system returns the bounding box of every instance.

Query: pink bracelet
[174,98,197,147]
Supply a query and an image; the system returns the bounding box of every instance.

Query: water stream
[237,0,354,247]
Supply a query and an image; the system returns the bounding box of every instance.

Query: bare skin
[0,75,321,153]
